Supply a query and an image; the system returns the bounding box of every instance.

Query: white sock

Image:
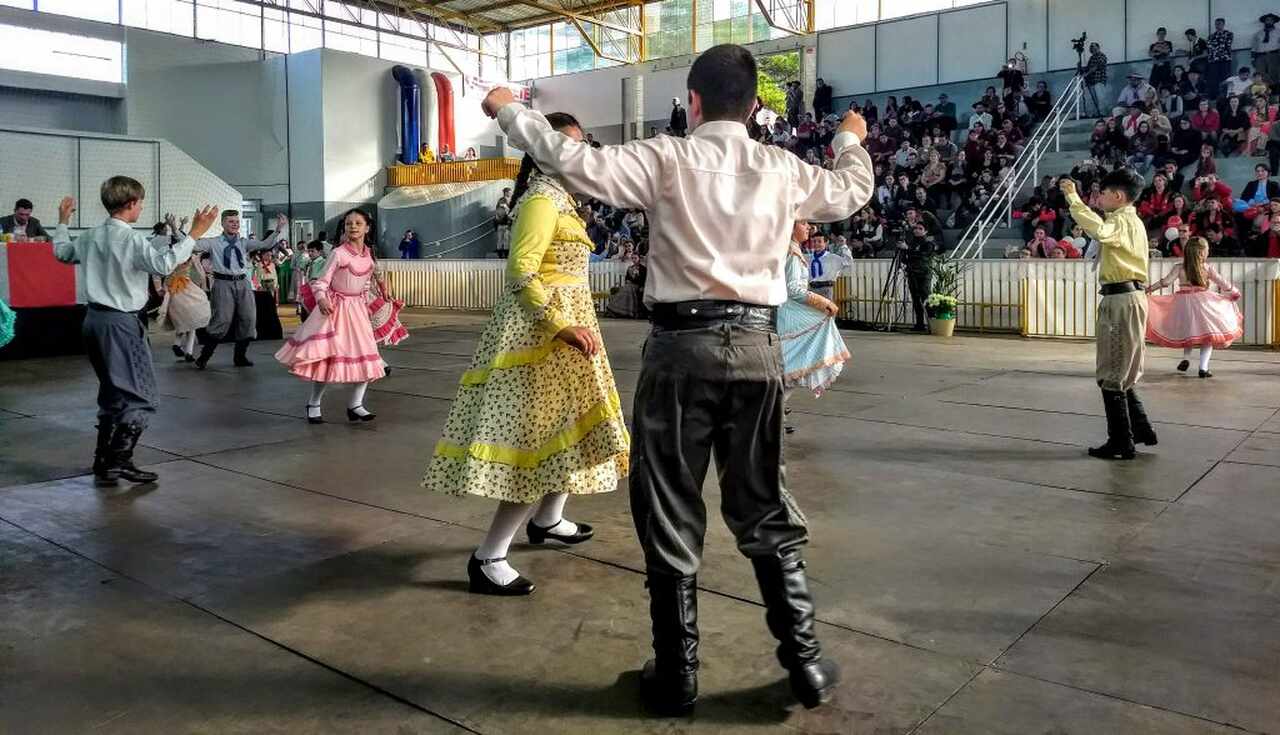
[532,492,577,535]
[475,501,534,585]
[1200,345,1213,372]
[348,382,369,412]
[184,331,197,355]
[174,333,185,348]
[308,382,327,406]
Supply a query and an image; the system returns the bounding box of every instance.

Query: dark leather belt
[88,303,141,315]
[1100,281,1143,296]
[649,300,777,330]
[213,273,247,281]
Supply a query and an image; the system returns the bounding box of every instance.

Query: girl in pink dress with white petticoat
[275,208,385,422]
[1144,237,1243,379]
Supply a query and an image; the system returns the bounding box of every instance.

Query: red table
[4,241,78,307]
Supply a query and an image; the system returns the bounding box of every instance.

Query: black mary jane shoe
[171,345,185,358]
[1198,370,1213,379]
[346,406,377,422]
[1176,359,1190,373]
[306,404,324,425]
[527,519,595,545]
[467,555,535,596]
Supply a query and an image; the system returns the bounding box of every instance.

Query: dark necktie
[222,241,244,271]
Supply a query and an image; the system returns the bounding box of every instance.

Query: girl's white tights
[1183,346,1213,372]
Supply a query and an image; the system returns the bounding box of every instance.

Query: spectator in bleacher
[1219,95,1251,155]
[1222,68,1253,103]
[862,99,879,124]
[398,229,421,259]
[1205,222,1244,256]
[1246,96,1277,155]
[980,86,1000,111]
[997,58,1024,93]
[1121,104,1149,138]
[1118,73,1155,114]
[1192,193,1233,237]
[1180,68,1209,108]
[813,77,833,119]
[1065,222,1094,259]
[1239,164,1280,207]
[1185,28,1209,76]
[1167,193,1192,226]
[920,150,948,207]
[884,115,906,143]
[1166,221,1193,257]
[1171,117,1202,168]
[1084,42,1109,117]
[1254,13,1274,85]
[1160,86,1185,121]
[1247,212,1280,257]
[1027,225,1057,258]
[1248,69,1271,99]
[1150,27,1175,89]
[935,93,957,134]
[1191,99,1222,147]
[1027,81,1053,123]
[1206,18,1235,97]
[999,118,1026,146]
[1127,121,1158,174]
[993,132,1020,167]
[1089,120,1114,162]
[893,139,917,170]
[969,102,992,132]
[1148,105,1173,141]
[1137,172,1174,228]
[796,113,817,152]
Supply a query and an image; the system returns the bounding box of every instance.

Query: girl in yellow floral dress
[423,112,629,596]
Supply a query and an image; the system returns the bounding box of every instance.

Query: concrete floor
[2,312,1279,734]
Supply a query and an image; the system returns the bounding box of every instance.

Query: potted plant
[925,256,969,337]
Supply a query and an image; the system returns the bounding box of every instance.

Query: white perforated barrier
[380,259,630,311]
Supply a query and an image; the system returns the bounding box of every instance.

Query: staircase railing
[951,74,1085,259]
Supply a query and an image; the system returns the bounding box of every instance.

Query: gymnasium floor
[2,313,1278,734]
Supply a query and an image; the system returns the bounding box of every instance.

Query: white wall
[125,28,289,207]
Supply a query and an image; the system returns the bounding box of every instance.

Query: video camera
[1071,31,1088,55]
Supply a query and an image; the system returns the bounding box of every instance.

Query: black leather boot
[233,339,254,367]
[752,552,841,709]
[92,420,119,482]
[640,574,699,717]
[109,423,158,483]
[194,330,217,370]
[1088,390,1136,460]
[1126,389,1158,446]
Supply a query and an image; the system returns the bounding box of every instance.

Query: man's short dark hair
[687,44,757,122]
[221,209,240,220]
[1259,164,1272,174]
[1100,168,1144,202]
[14,198,32,210]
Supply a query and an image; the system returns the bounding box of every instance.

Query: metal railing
[420,217,498,258]
[387,157,521,187]
[951,74,1085,259]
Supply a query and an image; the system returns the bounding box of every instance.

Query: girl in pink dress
[1144,237,1243,378]
[275,208,386,422]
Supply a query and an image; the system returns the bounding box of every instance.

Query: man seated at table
[0,198,50,239]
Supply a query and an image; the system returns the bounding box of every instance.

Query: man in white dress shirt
[484,43,873,716]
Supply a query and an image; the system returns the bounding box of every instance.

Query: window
[123,0,196,37]
[38,0,119,23]
[195,0,262,49]
[0,23,123,83]
[647,0,693,59]
[480,33,508,81]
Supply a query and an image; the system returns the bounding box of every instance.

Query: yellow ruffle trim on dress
[432,389,627,469]
[459,338,566,386]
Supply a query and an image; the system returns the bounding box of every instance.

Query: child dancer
[421,112,629,597]
[162,254,212,362]
[780,221,850,434]
[1145,237,1243,378]
[1061,170,1159,460]
[52,179,218,482]
[297,240,327,321]
[275,210,385,423]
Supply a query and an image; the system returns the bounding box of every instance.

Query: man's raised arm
[790,113,876,222]
[494,100,662,212]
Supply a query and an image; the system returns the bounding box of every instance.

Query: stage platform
[2,313,1278,734]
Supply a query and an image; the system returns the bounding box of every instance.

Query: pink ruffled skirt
[1146,287,1243,349]
[274,294,385,383]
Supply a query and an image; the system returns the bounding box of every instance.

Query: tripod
[872,248,910,332]
[1076,54,1102,119]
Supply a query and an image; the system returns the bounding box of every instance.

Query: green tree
[757,51,799,115]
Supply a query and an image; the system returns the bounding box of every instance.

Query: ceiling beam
[750,0,814,36]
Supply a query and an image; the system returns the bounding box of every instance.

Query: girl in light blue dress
[779,222,851,401]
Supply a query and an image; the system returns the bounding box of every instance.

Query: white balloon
[1164,227,1179,241]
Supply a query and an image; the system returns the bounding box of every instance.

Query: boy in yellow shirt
[1061,169,1157,460]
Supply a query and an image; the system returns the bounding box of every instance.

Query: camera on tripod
[1071,31,1088,55]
